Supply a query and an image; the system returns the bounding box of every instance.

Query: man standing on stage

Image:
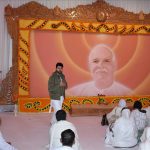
[48,62,68,124]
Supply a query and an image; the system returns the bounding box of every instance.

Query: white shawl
[105,109,137,147]
[53,146,74,150]
[139,127,150,150]
[49,120,81,150]
[112,109,137,147]
[107,99,126,124]
[144,106,150,126]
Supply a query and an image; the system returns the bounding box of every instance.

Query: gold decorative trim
[18,96,150,112]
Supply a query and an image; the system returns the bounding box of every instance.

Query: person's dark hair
[56,109,66,121]
[61,129,75,147]
[56,62,63,68]
[133,101,142,110]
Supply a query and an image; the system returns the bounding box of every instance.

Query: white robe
[130,109,147,131]
[107,99,126,124]
[49,120,81,150]
[139,127,150,150]
[0,131,17,150]
[105,109,138,148]
[107,106,123,124]
[144,106,150,126]
[53,146,74,150]
[67,81,132,96]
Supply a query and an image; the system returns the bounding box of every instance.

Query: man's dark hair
[56,62,63,68]
[133,101,142,110]
[56,109,66,121]
[61,129,75,147]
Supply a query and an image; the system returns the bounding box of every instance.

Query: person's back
[130,101,147,136]
[112,108,137,148]
[49,110,81,150]
[54,146,74,150]
[144,106,150,126]
[131,109,147,130]
[138,127,150,150]
[106,99,126,125]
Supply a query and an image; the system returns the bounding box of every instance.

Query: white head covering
[139,127,150,150]
[118,99,126,107]
[121,108,130,119]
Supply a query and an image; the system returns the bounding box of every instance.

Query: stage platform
[17,96,150,112]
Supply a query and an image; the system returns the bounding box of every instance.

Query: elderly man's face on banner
[88,45,116,89]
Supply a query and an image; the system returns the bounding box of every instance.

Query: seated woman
[144,106,150,126]
[102,99,126,125]
[138,127,150,150]
[105,108,138,148]
[130,101,147,140]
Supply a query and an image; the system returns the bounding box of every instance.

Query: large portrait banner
[18,19,150,112]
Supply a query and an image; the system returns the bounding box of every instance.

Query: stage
[18,96,150,112]
[1,1,149,114]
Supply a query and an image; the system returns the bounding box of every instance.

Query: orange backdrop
[29,31,150,97]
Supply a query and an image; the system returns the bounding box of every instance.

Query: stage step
[70,103,133,117]
[0,104,15,112]
[70,104,113,117]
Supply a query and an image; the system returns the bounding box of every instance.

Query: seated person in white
[0,118,17,150]
[144,106,150,126]
[106,99,126,125]
[130,101,147,140]
[53,129,75,150]
[49,110,81,150]
[138,127,150,150]
[105,108,138,148]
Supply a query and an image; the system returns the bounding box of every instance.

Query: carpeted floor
[0,112,139,150]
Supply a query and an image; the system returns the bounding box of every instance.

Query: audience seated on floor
[138,127,150,150]
[130,101,147,140]
[0,118,17,150]
[105,108,138,148]
[101,99,127,126]
[48,109,81,150]
[53,129,75,150]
